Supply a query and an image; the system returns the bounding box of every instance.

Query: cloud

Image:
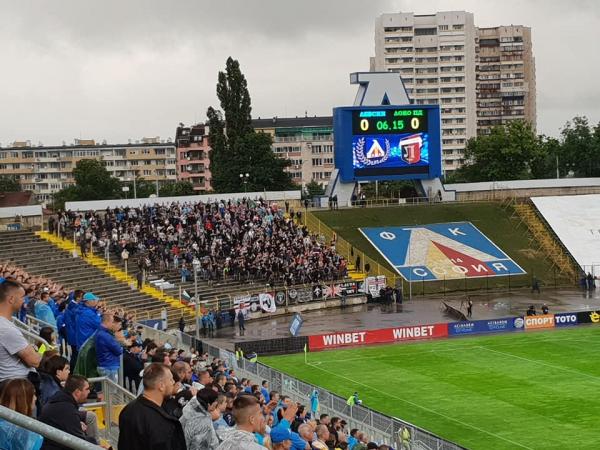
[0,0,598,145]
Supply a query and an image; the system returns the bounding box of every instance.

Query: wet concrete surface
[204,287,600,349]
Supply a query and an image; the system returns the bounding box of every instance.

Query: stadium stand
[53,198,351,311]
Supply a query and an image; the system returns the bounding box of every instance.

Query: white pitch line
[306,362,535,450]
[476,346,600,382]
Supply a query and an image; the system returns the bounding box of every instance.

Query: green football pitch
[262,326,600,450]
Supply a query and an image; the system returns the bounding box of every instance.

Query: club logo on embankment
[513,317,524,329]
[359,222,526,282]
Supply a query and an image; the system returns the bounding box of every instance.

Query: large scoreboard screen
[333,105,442,182]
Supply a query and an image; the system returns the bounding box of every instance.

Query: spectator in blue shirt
[19,288,34,323]
[75,292,102,350]
[34,292,57,329]
[260,380,271,403]
[95,314,125,383]
[64,290,83,367]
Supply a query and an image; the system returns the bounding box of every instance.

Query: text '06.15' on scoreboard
[333,105,442,182]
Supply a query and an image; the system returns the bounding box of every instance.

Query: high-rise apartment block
[476,26,536,135]
[373,12,477,174]
[372,11,536,174]
[0,138,177,202]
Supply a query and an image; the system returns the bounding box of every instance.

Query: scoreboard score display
[333,105,442,182]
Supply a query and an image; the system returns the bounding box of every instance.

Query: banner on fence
[360,276,387,298]
[308,323,448,350]
[234,292,277,317]
[334,281,359,296]
[448,317,521,336]
[287,287,313,304]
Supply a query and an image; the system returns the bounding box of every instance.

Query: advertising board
[576,310,600,324]
[308,323,448,350]
[448,317,522,336]
[524,314,555,330]
[553,312,578,327]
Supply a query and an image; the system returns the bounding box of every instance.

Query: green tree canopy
[159,181,195,197]
[0,175,22,192]
[304,180,325,198]
[53,159,121,209]
[208,57,295,193]
[73,159,122,200]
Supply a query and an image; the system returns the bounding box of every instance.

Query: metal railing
[0,405,102,449]
[11,316,51,349]
[13,315,136,448]
[87,377,136,445]
[201,342,466,450]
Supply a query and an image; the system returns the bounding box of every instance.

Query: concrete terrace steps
[0,231,195,328]
[91,248,252,304]
[36,231,197,326]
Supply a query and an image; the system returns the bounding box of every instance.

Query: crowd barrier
[306,309,600,351]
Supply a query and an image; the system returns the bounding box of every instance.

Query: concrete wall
[444,178,600,201]
[65,190,302,211]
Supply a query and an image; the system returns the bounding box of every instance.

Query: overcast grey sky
[1,0,598,145]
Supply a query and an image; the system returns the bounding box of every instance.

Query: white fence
[65,190,302,211]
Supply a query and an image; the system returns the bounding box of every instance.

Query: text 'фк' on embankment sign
[360,221,526,282]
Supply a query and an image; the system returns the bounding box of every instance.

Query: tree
[0,175,21,192]
[304,180,325,198]
[53,159,121,209]
[559,116,600,177]
[159,181,195,197]
[52,185,79,210]
[208,57,295,193]
[448,121,542,182]
[72,159,122,200]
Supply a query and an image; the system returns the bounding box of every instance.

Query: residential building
[175,124,211,193]
[251,116,334,187]
[372,11,478,175]
[476,26,536,134]
[0,138,177,202]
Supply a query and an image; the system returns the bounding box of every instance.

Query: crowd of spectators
[0,276,400,450]
[51,198,347,287]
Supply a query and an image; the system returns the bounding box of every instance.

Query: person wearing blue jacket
[95,314,124,383]
[75,292,102,350]
[34,292,57,329]
[64,290,83,367]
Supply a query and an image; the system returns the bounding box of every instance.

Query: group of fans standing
[49,198,347,287]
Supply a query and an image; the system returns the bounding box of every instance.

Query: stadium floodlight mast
[240,173,250,193]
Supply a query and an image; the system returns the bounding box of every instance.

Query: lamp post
[192,257,201,340]
[126,177,137,199]
[239,173,249,193]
